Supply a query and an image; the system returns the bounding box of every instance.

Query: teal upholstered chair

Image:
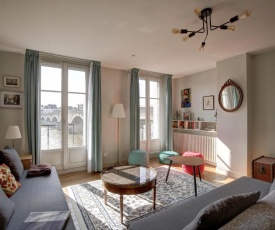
[128,150,149,167]
[158,151,179,164]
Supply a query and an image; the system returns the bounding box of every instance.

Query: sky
[41,66,86,108]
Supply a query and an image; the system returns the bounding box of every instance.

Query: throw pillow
[270,179,275,193]
[220,190,275,230]
[183,191,260,230]
[0,164,21,197]
[0,147,24,181]
[0,186,15,229]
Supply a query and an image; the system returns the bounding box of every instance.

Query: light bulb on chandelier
[199,42,206,52]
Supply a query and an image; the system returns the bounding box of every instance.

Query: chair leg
[165,160,172,182]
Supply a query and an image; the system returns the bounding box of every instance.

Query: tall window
[139,77,160,154]
[40,61,88,170]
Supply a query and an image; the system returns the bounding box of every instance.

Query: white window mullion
[63,63,69,169]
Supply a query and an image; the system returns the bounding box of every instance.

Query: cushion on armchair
[0,147,24,181]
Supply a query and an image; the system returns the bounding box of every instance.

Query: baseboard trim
[216,167,244,179]
[57,166,87,174]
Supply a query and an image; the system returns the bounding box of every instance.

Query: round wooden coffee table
[101,165,157,223]
[165,156,204,197]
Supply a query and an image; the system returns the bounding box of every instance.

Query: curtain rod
[40,52,94,66]
[128,69,170,77]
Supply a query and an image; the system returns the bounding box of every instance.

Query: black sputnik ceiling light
[172,8,251,51]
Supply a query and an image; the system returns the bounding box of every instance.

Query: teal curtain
[130,68,140,150]
[87,61,102,172]
[165,75,173,150]
[24,49,40,164]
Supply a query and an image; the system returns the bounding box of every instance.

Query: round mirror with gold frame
[218,79,243,112]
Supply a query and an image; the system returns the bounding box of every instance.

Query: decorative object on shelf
[0,91,23,108]
[174,110,180,120]
[172,8,251,51]
[218,79,243,112]
[111,103,126,166]
[3,76,20,88]
[214,109,217,121]
[183,112,190,121]
[203,95,214,110]
[172,120,217,132]
[5,126,22,148]
[181,88,191,108]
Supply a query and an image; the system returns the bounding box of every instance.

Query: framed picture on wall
[203,95,214,110]
[3,76,20,88]
[0,91,23,108]
[181,88,191,108]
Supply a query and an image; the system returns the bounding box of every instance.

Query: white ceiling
[1,0,275,77]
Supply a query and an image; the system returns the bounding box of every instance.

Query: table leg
[165,160,172,182]
[104,189,107,204]
[153,182,156,210]
[120,195,123,223]
[193,166,197,197]
[198,166,202,181]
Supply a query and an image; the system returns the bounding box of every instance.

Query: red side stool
[182,151,205,175]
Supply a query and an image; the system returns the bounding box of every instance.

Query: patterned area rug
[66,166,216,230]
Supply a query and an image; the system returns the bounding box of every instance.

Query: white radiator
[173,132,217,165]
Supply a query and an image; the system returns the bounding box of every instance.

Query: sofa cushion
[183,191,260,230]
[220,190,275,230]
[0,186,15,229]
[0,147,24,181]
[7,167,75,230]
[0,164,21,197]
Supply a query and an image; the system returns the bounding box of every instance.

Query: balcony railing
[41,124,83,150]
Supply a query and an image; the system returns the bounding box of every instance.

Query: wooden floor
[59,157,235,188]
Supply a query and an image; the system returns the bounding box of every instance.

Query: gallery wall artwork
[203,95,214,110]
[181,88,191,108]
[3,76,20,88]
[0,91,23,108]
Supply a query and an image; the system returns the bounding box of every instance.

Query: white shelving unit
[172,120,216,131]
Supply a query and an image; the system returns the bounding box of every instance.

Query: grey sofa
[128,176,272,230]
[6,166,75,230]
[0,147,75,229]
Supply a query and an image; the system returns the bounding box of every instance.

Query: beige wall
[172,68,217,122]
[251,50,275,160]
[0,51,25,153]
[0,51,131,167]
[173,50,275,177]
[101,67,130,167]
[216,54,250,177]
[1,49,275,175]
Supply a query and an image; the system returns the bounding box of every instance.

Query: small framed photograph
[183,112,190,120]
[0,91,23,108]
[3,76,20,88]
[203,95,214,110]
